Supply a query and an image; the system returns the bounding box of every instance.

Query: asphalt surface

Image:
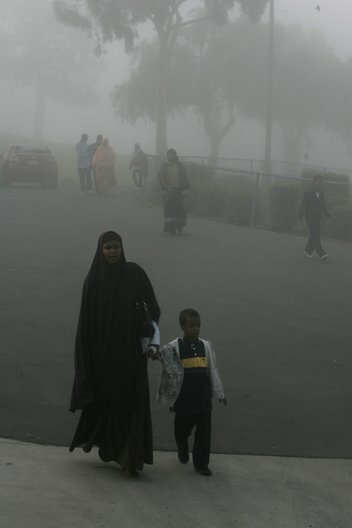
[0,182,351,457]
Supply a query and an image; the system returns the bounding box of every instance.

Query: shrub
[302,168,350,196]
[226,190,253,225]
[226,177,254,225]
[189,171,255,222]
[191,181,227,217]
[271,183,300,232]
[187,161,214,188]
[328,203,352,241]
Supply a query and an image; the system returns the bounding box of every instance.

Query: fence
[174,155,352,180]
[146,154,352,239]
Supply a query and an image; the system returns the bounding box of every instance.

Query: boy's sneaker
[304,250,314,258]
[321,253,328,262]
[197,466,212,476]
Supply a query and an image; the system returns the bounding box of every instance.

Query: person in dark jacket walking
[299,175,331,261]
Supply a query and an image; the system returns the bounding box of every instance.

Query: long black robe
[69,232,160,471]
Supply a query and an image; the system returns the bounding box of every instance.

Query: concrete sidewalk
[1,439,350,528]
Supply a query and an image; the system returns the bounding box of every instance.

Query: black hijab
[70,231,160,412]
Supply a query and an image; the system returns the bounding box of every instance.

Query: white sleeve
[207,341,225,399]
[149,321,160,346]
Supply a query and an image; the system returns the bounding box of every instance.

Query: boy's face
[182,316,201,342]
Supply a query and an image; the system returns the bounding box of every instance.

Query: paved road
[0,183,351,457]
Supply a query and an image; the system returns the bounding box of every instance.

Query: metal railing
[175,155,352,180]
[146,154,351,229]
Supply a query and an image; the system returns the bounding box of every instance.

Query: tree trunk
[155,31,169,157]
[34,77,46,140]
[209,136,220,166]
[282,124,305,175]
[205,107,235,166]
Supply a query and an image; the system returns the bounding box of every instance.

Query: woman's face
[102,239,122,264]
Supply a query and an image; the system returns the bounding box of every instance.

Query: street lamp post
[264,0,275,178]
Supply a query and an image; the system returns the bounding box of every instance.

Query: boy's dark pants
[174,412,211,469]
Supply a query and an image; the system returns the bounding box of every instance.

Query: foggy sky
[1,0,352,169]
[275,0,352,60]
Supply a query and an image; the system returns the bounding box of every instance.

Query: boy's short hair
[179,308,200,327]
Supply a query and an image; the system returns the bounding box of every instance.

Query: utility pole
[264,0,274,177]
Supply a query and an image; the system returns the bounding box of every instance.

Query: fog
[1,3,352,507]
[0,0,352,170]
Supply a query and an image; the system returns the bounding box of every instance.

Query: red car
[1,144,58,188]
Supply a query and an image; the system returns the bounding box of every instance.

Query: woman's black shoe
[125,468,139,478]
[98,448,110,462]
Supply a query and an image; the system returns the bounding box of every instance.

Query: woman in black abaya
[69,231,160,477]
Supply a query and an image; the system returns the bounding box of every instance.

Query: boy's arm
[207,341,226,403]
[152,342,170,362]
[155,342,182,406]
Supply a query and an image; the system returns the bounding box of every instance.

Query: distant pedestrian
[75,133,93,195]
[158,149,190,234]
[69,231,161,477]
[88,134,103,194]
[129,143,149,188]
[156,308,227,477]
[299,175,331,261]
[92,138,116,195]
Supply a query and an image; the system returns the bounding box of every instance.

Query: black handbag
[130,263,155,338]
[135,293,155,338]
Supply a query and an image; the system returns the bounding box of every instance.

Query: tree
[53,0,269,155]
[177,19,238,161]
[203,17,350,166]
[267,25,346,164]
[3,0,99,139]
[113,15,352,167]
[112,33,237,160]
[112,8,271,160]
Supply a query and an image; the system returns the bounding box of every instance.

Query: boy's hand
[147,345,160,360]
[219,398,227,406]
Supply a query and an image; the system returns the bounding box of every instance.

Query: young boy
[157,308,227,476]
